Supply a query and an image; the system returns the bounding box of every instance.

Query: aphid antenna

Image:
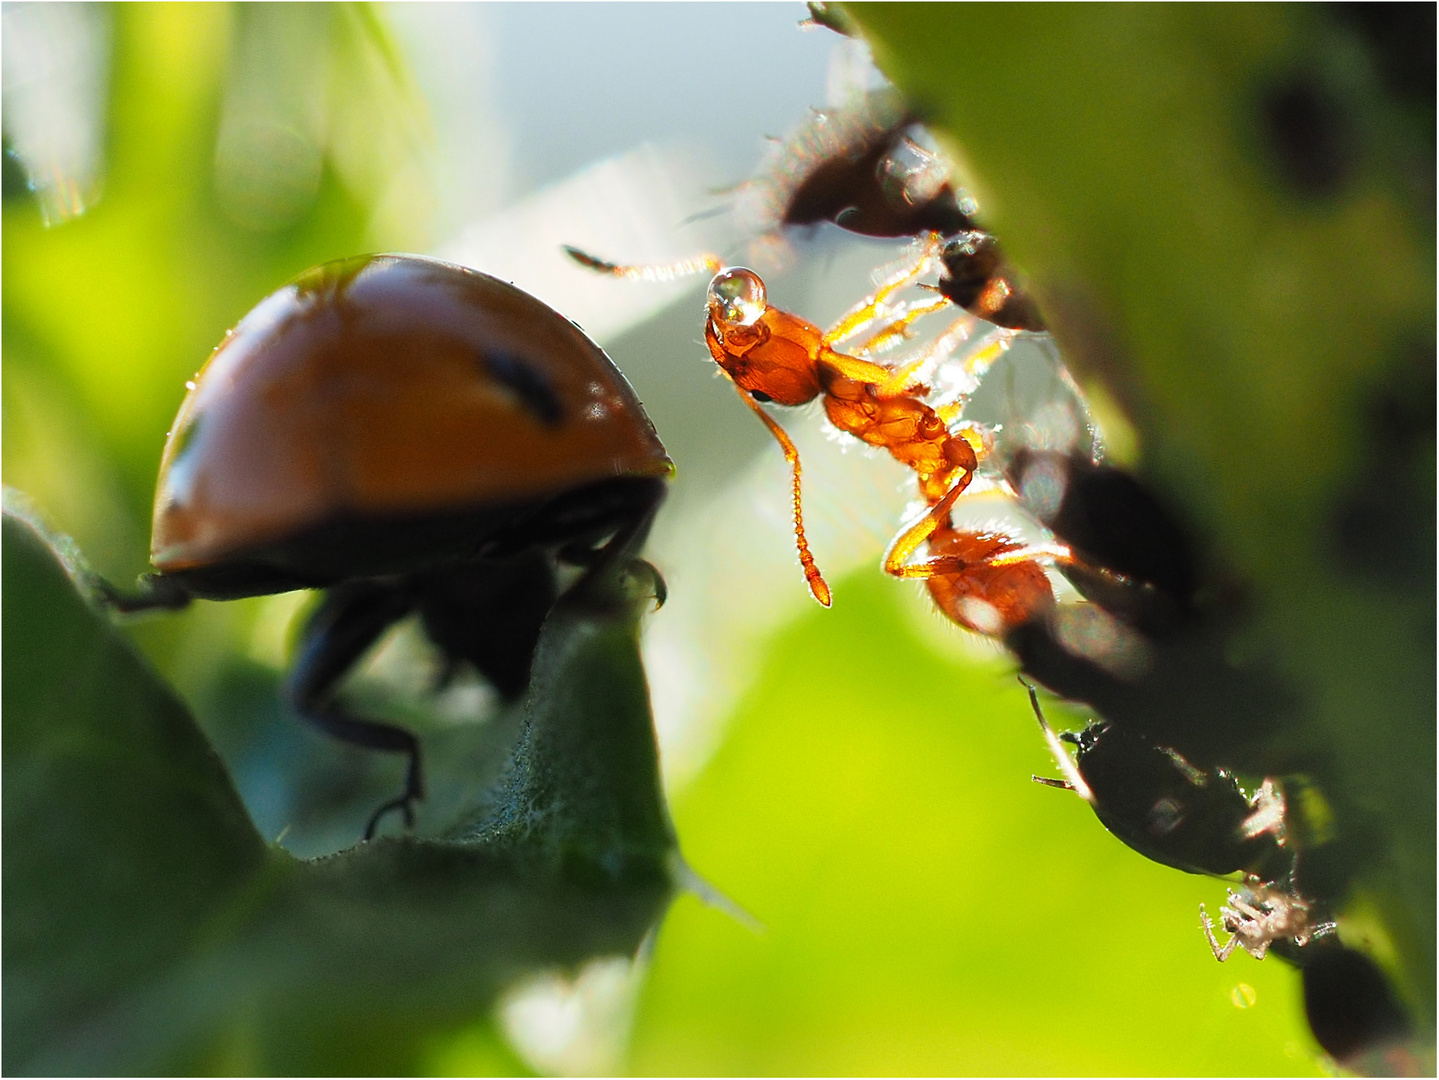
[667,851,765,934]
[1019,676,1095,803]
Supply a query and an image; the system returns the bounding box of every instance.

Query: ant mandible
[567,240,1063,629]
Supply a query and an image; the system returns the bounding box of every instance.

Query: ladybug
[107,254,673,837]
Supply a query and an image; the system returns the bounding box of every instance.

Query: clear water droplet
[707,268,766,331]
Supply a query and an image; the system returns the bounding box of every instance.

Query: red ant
[567,239,1065,632]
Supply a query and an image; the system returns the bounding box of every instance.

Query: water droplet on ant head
[708,268,766,331]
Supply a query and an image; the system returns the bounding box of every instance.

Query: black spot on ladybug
[1259,75,1357,198]
[485,349,564,426]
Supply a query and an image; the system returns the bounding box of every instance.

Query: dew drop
[708,268,766,331]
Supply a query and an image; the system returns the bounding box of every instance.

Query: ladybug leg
[558,546,667,610]
[417,555,558,702]
[623,558,668,609]
[561,478,671,607]
[286,581,421,839]
[92,572,193,613]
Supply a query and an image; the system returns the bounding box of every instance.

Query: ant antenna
[563,246,722,283]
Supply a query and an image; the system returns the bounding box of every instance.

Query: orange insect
[569,240,1063,632]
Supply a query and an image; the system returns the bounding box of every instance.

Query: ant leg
[830,311,983,402]
[92,572,193,614]
[956,328,1016,384]
[730,379,831,607]
[563,246,722,282]
[884,478,1070,582]
[849,295,955,358]
[882,478,971,579]
[824,232,944,346]
[287,581,421,839]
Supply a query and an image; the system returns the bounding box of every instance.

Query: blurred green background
[4,3,1330,1073]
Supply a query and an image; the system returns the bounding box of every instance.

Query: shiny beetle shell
[151,254,672,578]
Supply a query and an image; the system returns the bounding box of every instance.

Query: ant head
[707,268,767,333]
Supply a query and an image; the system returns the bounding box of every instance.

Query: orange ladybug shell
[152,255,672,572]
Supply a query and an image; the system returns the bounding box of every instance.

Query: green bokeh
[629,573,1318,1076]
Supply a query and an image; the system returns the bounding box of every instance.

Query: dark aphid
[760,98,1047,331]
[103,254,673,837]
[1298,938,1414,1066]
[1025,680,1290,880]
[1008,449,1200,616]
[758,91,975,241]
[937,231,1046,332]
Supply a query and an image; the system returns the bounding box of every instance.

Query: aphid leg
[563,246,723,283]
[1226,890,1269,925]
[730,380,832,607]
[824,232,945,347]
[1240,778,1287,841]
[1031,775,1075,790]
[1201,904,1241,962]
[1020,677,1095,802]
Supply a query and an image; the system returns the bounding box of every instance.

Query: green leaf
[3,506,674,1073]
[3,505,269,1072]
